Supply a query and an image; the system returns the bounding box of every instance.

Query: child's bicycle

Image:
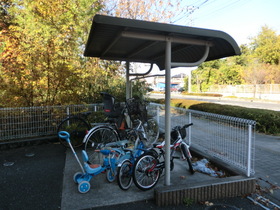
[58,131,127,193]
[116,119,149,190]
[132,123,194,191]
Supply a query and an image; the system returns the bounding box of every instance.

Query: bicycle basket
[126,98,148,122]
[170,126,187,143]
[170,129,178,143]
[126,98,139,115]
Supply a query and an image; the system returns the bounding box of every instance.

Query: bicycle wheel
[106,169,116,183]
[133,153,161,191]
[84,126,120,164]
[57,116,90,148]
[180,143,195,174]
[143,118,159,147]
[117,160,133,190]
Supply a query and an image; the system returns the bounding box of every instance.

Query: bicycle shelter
[84,14,241,186]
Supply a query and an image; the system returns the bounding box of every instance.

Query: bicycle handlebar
[58,131,70,143]
[94,149,116,156]
[183,123,193,129]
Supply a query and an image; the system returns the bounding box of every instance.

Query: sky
[135,0,280,77]
[175,0,280,46]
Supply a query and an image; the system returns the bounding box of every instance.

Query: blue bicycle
[116,119,150,190]
[58,131,126,193]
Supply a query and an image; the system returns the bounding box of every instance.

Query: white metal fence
[0,104,103,142]
[208,84,280,100]
[153,103,256,177]
[0,103,255,177]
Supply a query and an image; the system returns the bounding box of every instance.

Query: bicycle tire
[180,143,195,174]
[133,153,161,191]
[84,126,120,164]
[57,116,90,148]
[117,160,133,190]
[143,118,159,147]
[106,169,116,183]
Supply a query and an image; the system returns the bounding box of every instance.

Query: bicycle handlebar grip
[58,131,70,143]
[184,123,193,128]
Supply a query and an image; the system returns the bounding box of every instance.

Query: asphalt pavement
[0,133,279,210]
[0,140,65,209]
[149,93,280,112]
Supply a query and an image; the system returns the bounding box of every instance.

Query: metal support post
[247,124,252,177]
[188,112,192,145]
[126,61,131,99]
[164,39,172,186]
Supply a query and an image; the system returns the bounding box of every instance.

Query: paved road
[149,93,280,111]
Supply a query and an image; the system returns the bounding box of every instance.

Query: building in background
[145,73,186,91]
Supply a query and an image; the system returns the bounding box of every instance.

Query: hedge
[149,98,280,135]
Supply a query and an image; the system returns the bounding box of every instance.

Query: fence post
[66,106,70,117]
[156,105,160,125]
[247,124,252,177]
[66,106,70,127]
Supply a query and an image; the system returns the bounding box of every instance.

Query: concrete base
[61,148,257,209]
[155,176,256,206]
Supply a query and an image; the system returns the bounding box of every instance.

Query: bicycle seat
[153,142,164,149]
[100,149,113,156]
[100,92,122,118]
[82,150,102,174]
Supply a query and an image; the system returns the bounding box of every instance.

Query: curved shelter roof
[84,15,241,70]
[84,14,241,187]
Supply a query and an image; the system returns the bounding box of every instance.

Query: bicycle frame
[117,119,148,167]
[145,123,193,172]
[58,131,123,193]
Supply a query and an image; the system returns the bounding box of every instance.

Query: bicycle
[83,95,159,164]
[57,92,159,148]
[116,119,149,190]
[132,123,194,191]
[56,111,92,148]
[56,92,125,148]
[58,131,127,193]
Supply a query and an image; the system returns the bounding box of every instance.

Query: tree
[191,25,280,92]
[0,0,107,107]
[250,25,280,65]
[100,0,190,23]
[0,0,203,107]
[241,26,280,85]
[0,0,13,31]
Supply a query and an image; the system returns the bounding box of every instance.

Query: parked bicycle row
[57,92,194,193]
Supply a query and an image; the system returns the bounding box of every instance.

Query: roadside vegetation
[0,0,189,107]
[1,1,280,135]
[150,98,280,136]
[1,1,280,108]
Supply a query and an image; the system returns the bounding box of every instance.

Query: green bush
[189,103,280,135]
[181,92,223,97]
[149,98,280,135]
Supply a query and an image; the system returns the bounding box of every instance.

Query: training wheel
[73,172,83,184]
[78,181,90,193]
[106,169,116,183]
